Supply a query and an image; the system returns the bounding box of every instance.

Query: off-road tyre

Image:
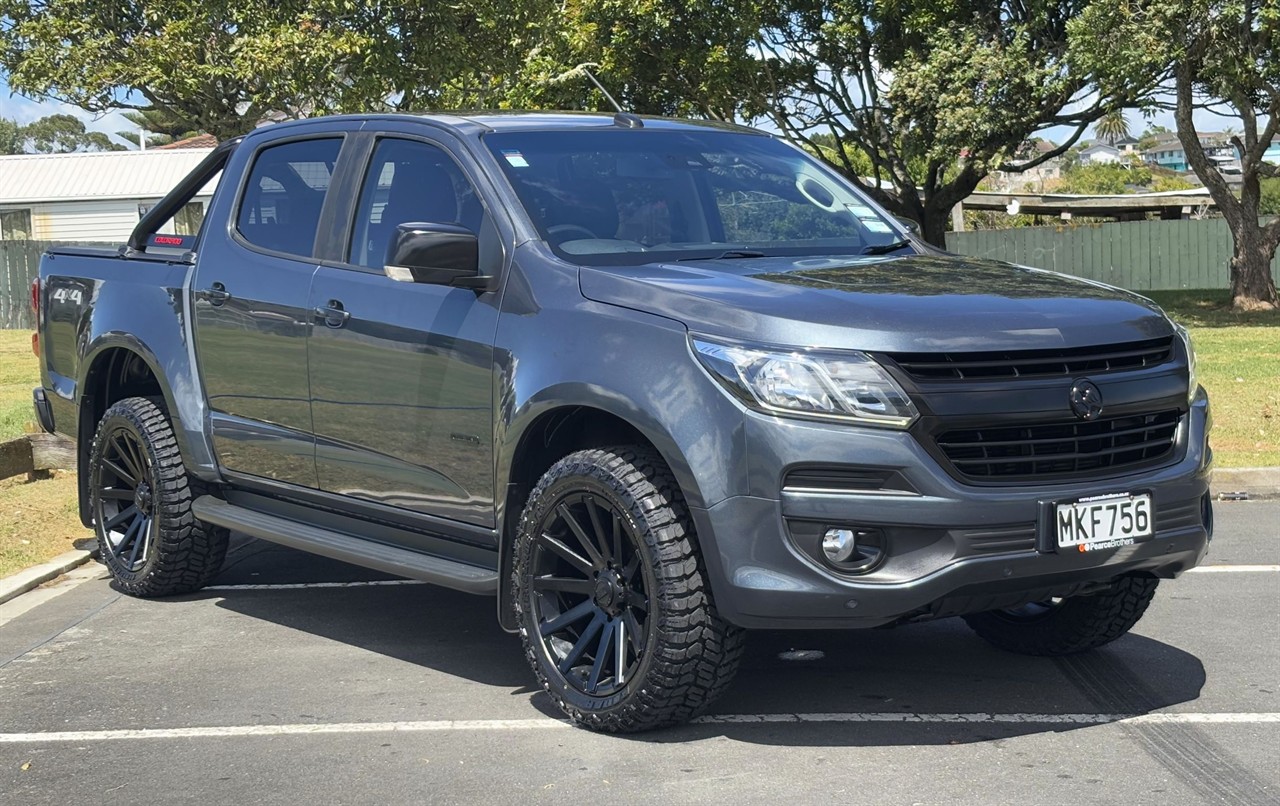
[962,576,1159,656]
[90,397,228,596]
[513,446,745,733]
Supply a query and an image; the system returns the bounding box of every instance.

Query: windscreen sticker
[501,150,530,168]
[844,203,894,232]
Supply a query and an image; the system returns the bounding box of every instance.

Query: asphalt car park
[1,502,1276,805]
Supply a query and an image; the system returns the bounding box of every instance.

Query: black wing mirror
[893,215,921,235]
[384,222,486,288]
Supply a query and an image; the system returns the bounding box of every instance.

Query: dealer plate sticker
[1055,493,1153,552]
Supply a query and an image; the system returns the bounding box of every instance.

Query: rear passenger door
[306,133,501,529]
[193,134,347,487]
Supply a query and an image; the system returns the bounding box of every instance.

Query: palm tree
[1094,110,1131,146]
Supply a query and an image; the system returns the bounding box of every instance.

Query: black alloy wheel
[89,397,228,596]
[513,446,745,733]
[95,423,156,573]
[529,491,650,698]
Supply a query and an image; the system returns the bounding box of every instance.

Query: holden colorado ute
[32,112,1212,732]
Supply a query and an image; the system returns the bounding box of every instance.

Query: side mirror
[384,222,482,287]
[893,215,921,235]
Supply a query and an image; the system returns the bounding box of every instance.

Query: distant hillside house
[1141,131,1238,173]
[0,147,218,242]
[1078,143,1122,165]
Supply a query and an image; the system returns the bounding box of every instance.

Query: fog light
[822,528,858,563]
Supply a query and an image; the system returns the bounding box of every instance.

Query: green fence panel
[946,219,1280,290]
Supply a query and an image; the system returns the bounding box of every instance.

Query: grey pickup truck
[33,112,1212,732]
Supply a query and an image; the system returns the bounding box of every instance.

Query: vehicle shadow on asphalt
[169,538,1207,746]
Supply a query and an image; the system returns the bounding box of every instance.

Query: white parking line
[1187,565,1279,573]
[2,713,1277,743]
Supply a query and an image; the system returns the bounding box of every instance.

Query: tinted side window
[236,138,342,258]
[349,138,483,269]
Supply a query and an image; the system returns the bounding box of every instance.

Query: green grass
[1146,291,1279,468]
[0,330,38,442]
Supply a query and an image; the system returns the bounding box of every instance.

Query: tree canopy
[735,1,1146,245]
[1075,0,1280,309]
[0,0,554,140]
[0,113,125,154]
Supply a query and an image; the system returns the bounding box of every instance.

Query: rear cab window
[236,138,343,258]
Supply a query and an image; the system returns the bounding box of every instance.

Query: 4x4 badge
[1069,379,1104,421]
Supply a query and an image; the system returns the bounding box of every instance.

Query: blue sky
[0,73,1244,151]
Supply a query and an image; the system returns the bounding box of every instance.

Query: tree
[0,0,554,140]
[19,113,123,152]
[735,1,1153,246]
[504,0,772,118]
[116,108,200,149]
[1262,178,1280,217]
[0,113,123,153]
[1059,161,1152,194]
[0,117,21,154]
[1094,109,1132,145]
[1076,0,1280,310]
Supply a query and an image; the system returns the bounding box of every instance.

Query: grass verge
[0,471,90,578]
[0,331,93,577]
[1146,291,1279,468]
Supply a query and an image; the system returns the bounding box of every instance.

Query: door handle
[313,299,351,328]
[205,282,230,306]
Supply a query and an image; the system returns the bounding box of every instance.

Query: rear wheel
[513,446,745,733]
[90,397,228,596]
[962,576,1159,656]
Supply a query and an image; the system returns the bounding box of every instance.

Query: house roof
[1080,143,1119,153]
[0,148,217,205]
[154,133,219,150]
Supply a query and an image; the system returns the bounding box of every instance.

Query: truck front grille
[936,409,1181,480]
[887,338,1174,382]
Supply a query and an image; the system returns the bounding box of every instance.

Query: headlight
[691,336,919,428]
[1174,323,1198,403]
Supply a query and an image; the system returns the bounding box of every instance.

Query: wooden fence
[946,218,1278,291]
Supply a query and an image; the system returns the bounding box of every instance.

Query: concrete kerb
[0,542,100,606]
[1212,467,1280,501]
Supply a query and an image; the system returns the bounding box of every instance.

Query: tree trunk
[1227,220,1280,311]
[920,209,950,249]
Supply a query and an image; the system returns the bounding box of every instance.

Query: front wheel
[962,576,1159,656]
[513,446,745,733]
[90,397,228,597]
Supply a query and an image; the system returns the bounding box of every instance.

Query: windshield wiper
[861,239,913,256]
[678,249,768,261]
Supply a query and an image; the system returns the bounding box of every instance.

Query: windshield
[483,128,908,265]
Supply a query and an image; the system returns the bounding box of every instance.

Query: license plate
[1055,493,1153,552]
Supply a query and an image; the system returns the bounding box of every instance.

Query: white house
[0,143,218,242]
[1078,143,1122,165]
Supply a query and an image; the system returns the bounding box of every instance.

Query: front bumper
[691,391,1212,629]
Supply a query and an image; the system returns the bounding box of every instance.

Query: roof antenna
[578,64,624,114]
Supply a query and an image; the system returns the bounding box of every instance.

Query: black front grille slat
[937,419,1176,451]
[936,410,1181,480]
[889,338,1174,381]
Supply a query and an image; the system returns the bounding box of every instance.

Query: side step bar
[192,496,499,595]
